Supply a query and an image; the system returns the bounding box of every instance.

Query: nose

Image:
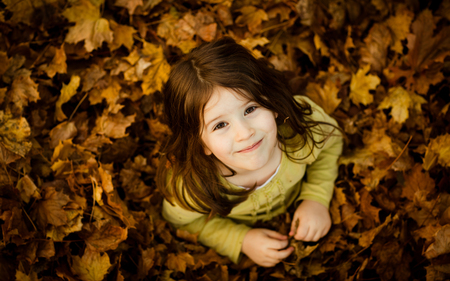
[234,119,255,142]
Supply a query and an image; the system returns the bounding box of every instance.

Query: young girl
[156,37,343,267]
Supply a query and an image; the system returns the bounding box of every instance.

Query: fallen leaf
[359,215,392,247]
[84,224,128,252]
[385,5,414,54]
[424,224,450,259]
[71,249,111,281]
[349,64,380,106]
[0,111,32,157]
[49,121,78,148]
[56,75,80,121]
[38,45,67,78]
[16,175,41,204]
[235,6,268,34]
[8,69,40,114]
[424,134,450,168]
[401,164,435,201]
[63,0,114,52]
[305,79,341,115]
[115,0,143,15]
[360,23,392,72]
[92,112,135,139]
[32,186,71,229]
[378,86,427,124]
[166,252,195,273]
[109,20,136,51]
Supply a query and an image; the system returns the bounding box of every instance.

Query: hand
[289,200,331,241]
[241,228,294,267]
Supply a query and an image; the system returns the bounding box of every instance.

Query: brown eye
[244,106,257,115]
[213,122,227,130]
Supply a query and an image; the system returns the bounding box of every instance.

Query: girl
[156,37,343,267]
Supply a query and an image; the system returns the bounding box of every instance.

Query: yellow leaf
[92,112,136,139]
[8,69,40,112]
[109,20,136,51]
[99,163,114,193]
[166,252,195,273]
[0,111,32,157]
[425,134,450,168]
[378,86,426,123]
[140,43,170,95]
[239,37,269,58]
[115,0,143,15]
[235,6,268,34]
[15,269,41,281]
[56,75,80,121]
[63,0,113,52]
[314,33,329,57]
[39,45,67,78]
[350,64,380,106]
[71,249,111,281]
[16,175,41,204]
[386,5,414,54]
[305,79,341,115]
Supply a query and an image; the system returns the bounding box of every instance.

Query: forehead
[204,87,250,112]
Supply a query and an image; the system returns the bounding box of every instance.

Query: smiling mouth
[238,139,263,153]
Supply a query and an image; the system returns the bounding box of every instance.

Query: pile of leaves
[1,0,450,280]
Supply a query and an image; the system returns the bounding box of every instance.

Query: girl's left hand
[289,199,331,241]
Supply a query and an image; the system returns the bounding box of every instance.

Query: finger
[264,229,288,240]
[289,217,299,236]
[268,237,289,250]
[276,246,294,260]
[295,224,309,240]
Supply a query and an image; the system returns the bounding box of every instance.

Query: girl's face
[201,86,280,176]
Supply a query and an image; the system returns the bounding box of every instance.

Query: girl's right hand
[241,228,294,267]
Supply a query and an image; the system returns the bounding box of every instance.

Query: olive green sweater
[162,96,343,263]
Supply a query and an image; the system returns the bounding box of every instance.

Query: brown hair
[156,37,336,217]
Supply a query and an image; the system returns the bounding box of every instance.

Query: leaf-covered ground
[1,0,450,280]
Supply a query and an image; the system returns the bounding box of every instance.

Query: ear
[274,112,278,119]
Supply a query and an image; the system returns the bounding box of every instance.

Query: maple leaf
[55,75,80,121]
[7,69,40,114]
[349,64,380,106]
[46,207,83,241]
[385,5,414,54]
[92,112,135,139]
[239,37,270,58]
[141,42,170,95]
[63,0,113,52]
[83,224,128,252]
[0,111,32,157]
[360,23,392,72]
[88,79,123,113]
[38,45,67,78]
[166,252,195,273]
[378,86,427,123]
[401,164,435,201]
[32,186,71,229]
[109,20,136,51]
[71,249,111,281]
[305,79,341,115]
[424,134,450,169]
[115,0,143,15]
[424,225,450,259]
[235,6,269,34]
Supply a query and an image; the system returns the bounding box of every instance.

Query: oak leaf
[424,224,450,259]
[349,64,380,106]
[71,249,111,281]
[378,86,426,124]
[63,0,113,52]
[0,111,32,157]
[235,6,268,34]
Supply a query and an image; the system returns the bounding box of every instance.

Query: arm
[290,96,344,240]
[163,199,293,266]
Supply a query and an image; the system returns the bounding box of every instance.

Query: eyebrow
[204,100,253,129]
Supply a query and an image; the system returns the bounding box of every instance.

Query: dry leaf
[56,75,80,121]
[0,111,32,157]
[349,64,380,106]
[71,249,111,281]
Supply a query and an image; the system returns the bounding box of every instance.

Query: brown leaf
[71,249,111,281]
[235,6,269,34]
[16,175,41,204]
[401,164,435,201]
[0,111,32,157]
[32,186,71,229]
[7,69,40,114]
[176,229,198,244]
[49,121,78,149]
[138,247,156,278]
[359,188,381,229]
[166,252,195,273]
[84,224,128,252]
[424,224,450,259]
[38,45,67,78]
[115,0,143,15]
[358,215,392,248]
[92,112,135,139]
[15,269,42,281]
[109,20,136,51]
[360,23,392,72]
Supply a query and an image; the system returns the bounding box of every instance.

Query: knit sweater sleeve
[162,199,251,264]
[294,96,343,208]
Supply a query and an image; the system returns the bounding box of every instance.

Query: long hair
[156,37,336,217]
